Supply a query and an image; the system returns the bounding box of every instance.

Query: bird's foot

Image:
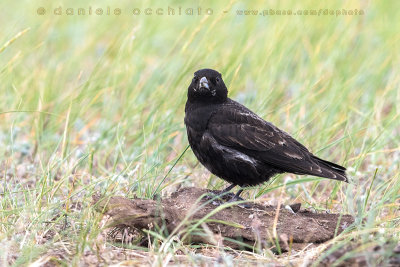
[227,197,252,209]
[204,189,251,208]
[203,191,235,204]
[219,192,240,201]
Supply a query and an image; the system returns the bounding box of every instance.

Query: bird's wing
[207,102,318,174]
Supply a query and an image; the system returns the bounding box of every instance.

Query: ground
[1,0,400,266]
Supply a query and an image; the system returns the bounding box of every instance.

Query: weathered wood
[93,187,354,251]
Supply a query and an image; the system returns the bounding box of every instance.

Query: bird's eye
[216,77,220,83]
[193,77,198,82]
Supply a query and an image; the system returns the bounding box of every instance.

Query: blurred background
[1,0,399,265]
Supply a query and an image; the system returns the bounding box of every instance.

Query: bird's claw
[203,191,251,208]
[227,197,252,209]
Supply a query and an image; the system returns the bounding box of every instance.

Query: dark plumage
[184,68,347,199]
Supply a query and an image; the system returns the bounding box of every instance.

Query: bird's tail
[311,156,348,182]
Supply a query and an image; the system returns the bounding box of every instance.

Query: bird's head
[187,69,228,103]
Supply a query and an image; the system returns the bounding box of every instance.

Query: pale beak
[199,77,209,90]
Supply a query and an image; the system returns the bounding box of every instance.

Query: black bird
[184,68,347,200]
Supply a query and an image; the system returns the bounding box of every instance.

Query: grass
[1,0,399,265]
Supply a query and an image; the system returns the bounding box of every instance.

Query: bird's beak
[199,77,209,90]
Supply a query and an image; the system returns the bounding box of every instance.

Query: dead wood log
[93,187,354,251]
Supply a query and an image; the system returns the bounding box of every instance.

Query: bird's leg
[207,185,250,208]
[228,188,252,208]
[215,183,237,200]
[229,189,244,202]
[220,183,236,194]
[219,185,246,201]
[208,184,236,201]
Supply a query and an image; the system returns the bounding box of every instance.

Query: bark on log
[93,187,354,251]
